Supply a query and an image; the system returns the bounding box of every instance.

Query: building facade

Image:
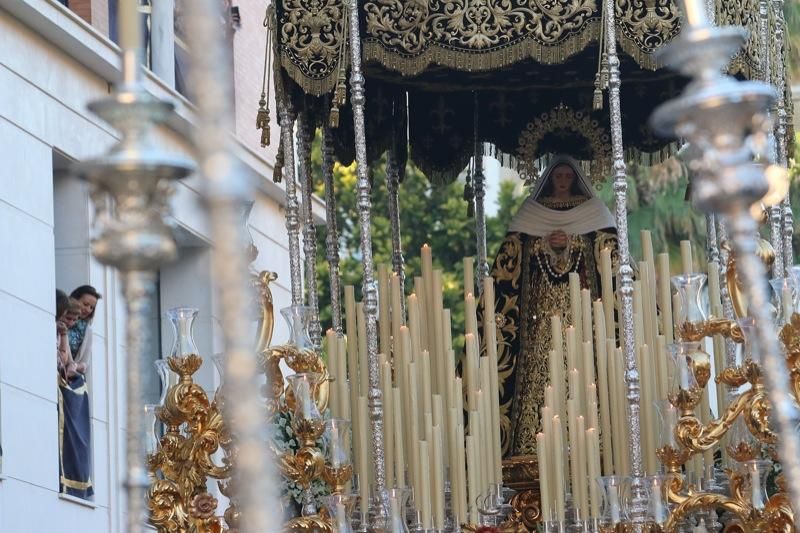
[0,1,314,530]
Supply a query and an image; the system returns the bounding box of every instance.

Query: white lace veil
[508,155,616,237]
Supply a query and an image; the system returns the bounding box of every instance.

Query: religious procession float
[71,0,800,531]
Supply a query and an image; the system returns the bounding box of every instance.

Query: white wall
[0,3,294,531]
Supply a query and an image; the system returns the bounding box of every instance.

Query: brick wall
[65,0,110,37]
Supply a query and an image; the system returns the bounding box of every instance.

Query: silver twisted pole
[278,104,303,306]
[323,126,344,336]
[772,0,794,273]
[297,113,322,350]
[346,0,387,520]
[473,98,489,285]
[73,2,194,531]
[185,2,280,531]
[603,0,647,525]
[759,0,785,276]
[386,148,406,322]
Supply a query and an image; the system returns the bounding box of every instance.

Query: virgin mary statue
[487,155,618,457]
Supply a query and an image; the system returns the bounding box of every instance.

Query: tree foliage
[311,137,525,351]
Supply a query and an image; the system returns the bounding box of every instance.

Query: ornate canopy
[273,0,769,183]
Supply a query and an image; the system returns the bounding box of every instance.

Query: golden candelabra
[147,271,349,533]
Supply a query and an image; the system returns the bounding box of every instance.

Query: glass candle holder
[326,418,351,469]
[643,475,670,527]
[769,277,796,326]
[744,459,772,511]
[736,316,757,365]
[666,343,701,408]
[280,305,314,351]
[323,493,358,533]
[655,400,680,450]
[286,372,322,422]
[672,273,709,325]
[144,403,160,457]
[166,307,200,358]
[725,413,761,463]
[155,359,179,406]
[383,488,411,533]
[597,476,628,528]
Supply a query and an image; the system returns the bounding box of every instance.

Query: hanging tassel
[464,167,474,218]
[329,106,340,128]
[593,74,604,111]
[329,6,349,129]
[257,8,273,147]
[273,142,284,183]
[257,94,271,147]
[600,54,609,89]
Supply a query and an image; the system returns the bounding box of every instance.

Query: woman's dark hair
[56,289,69,319]
[70,285,103,320]
[538,163,585,198]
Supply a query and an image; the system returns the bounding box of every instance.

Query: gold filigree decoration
[517,104,612,185]
[615,0,680,67]
[717,0,763,80]
[279,0,346,95]
[147,356,232,533]
[359,0,684,77]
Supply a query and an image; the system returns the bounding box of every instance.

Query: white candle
[552,416,566,521]
[569,273,582,335]
[378,264,391,357]
[600,249,615,340]
[680,240,694,274]
[537,433,551,521]
[381,361,395,487]
[393,387,406,488]
[658,253,674,344]
[326,330,339,418]
[414,277,430,351]
[465,293,479,337]
[587,428,602,519]
[581,288,593,344]
[391,274,404,354]
[336,335,350,420]
[358,397,369,515]
[464,257,475,299]
[408,294,422,359]
[357,303,369,395]
[419,439,432,528]
[432,425,445,528]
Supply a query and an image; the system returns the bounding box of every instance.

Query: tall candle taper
[600,248,615,339]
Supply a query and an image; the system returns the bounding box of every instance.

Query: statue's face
[550,164,576,195]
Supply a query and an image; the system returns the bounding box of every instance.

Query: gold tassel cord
[257,9,273,147]
[329,4,349,129]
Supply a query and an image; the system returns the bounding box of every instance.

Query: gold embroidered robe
[486,222,618,457]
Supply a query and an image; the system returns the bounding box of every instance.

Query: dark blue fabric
[59,374,93,499]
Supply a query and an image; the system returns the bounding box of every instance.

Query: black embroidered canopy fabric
[276,0,771,183]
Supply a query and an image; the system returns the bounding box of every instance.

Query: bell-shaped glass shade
[325,418,351,469]
[383,488,411,533]
[323,494,358,533]
[286,372,322,421]
[597,476,629,527]
[666,343,700,405]
[769,277,796,326]
[280,305,314,351]
[155,359,179,406]
[166,307,200,358]
[672,274,708,325]
[744,459,772,510]
[643,475,670,526]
